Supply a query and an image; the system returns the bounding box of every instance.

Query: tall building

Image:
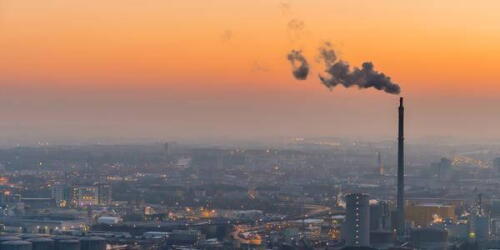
[370,201,391,231]
[51,184,65,206]
[491,200,500,218]
[343,193,370,246]
[377,152,384,176]
[471,194,490,241]
[97,183,112,206]
[51,184,70,207]
[72,186,99,207]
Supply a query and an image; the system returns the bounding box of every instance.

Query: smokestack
[377,152,384,176]
[397,97,405,238]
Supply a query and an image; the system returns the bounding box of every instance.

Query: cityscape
[2,0,500,249]
[0,99,498,249]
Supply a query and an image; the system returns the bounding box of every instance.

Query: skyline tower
[343,193,370,246]
[377,152,384,176]
[397,97,405,238]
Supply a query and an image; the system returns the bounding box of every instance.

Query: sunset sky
[1,0,500,144]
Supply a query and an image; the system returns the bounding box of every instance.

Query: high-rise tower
[377,152,384,175]
[397,97,405,238]
[343,193,370,246]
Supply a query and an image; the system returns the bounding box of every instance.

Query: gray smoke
[317,42,337,67]
[279,1,292,15]
[287,19,305,42]
[287,50,309,80]
[318,43,401,94]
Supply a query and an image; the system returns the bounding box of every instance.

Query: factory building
[370,201,391,231]
[96,184,112,206]
[51,184,68,208]
[470,215,490,241]
[410,228,448,249]
[405,202,455,227]
[342,193,370,247]
[72,186,98,207]
[52,184,112,208]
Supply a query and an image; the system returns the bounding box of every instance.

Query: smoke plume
[287,19,305,42]
[287,50,309,80]
[318,43,401,94]
[279,1,292,15]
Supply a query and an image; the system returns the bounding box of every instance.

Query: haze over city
[1,1,500,145]
[2,1,500,250]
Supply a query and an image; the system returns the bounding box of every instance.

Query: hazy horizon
[2,0,500,144]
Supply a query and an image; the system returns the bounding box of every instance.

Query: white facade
[97,216,122,225]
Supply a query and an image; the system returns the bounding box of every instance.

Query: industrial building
[342,193,370,247]
[405,202,456,227]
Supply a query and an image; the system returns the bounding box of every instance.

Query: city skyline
[2,2,500,249]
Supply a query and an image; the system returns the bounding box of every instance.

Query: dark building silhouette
[343,193,370,246]
[397,97,405,238]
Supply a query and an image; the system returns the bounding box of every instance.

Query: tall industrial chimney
[397,97,405,238]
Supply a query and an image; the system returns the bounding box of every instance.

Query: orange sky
[1,0,500,144]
